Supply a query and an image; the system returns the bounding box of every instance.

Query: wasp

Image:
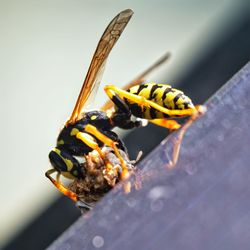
[46,9,205,206]
[46,9,138,206]
[103,81,205,168]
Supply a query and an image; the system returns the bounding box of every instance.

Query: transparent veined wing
[67,9,134,124]
[101,51,171,111]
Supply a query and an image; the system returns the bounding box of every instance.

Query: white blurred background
[0,0,249,248]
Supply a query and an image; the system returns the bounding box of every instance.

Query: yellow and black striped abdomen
[126,83,195,119]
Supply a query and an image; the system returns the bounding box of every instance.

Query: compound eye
[49,150,67,173]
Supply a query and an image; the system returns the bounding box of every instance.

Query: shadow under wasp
[46,9,205,210]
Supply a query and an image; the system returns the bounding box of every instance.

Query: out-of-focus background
[1,0,249,249]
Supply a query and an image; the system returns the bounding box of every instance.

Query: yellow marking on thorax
[70,128,80,136]
[90,115,97,120]
[57,139,64,145]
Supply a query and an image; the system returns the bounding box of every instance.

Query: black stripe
[184,103,189,109]
[163,112,170,118]
[162,87,173,102]
[149,107,157,119]
[129,103,143,118]
[149,84,162,100]
[173,93,183,109]
[112,95,129,113]
[136,84,148,95]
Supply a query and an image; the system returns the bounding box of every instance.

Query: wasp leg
[84,124,130,181]
[167,107,205,169]
[150,119,181,131]
[76,132,105,158]
[151,105,206,131]
[75,200,93,213]
[76,131,121,181]
[56,172,60,182]
[95,129,128,154]
[104,85,202,117]
[45,169,78,202]
[105,87,130,114]
[104,86,142,129]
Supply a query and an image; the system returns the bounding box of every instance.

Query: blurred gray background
[0,0,249,249]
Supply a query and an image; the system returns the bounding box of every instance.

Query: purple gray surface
[48,62,250,250]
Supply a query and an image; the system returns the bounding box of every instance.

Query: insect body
[46,9,205,205]
[102,81,205,171]
[49,111,126,180]
[46,9,137,203]
[125,83,195,119]
[104,82,204,132]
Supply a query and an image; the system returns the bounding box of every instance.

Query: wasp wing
[101,51,171,111]
[67,9,134,124]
